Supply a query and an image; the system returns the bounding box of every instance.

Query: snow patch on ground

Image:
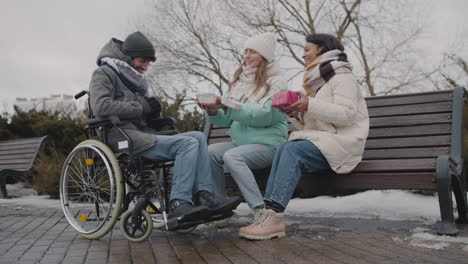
[236,190,440,223]
[0,194,62,208]
[402,227,468,250]
[0,186,443,223]
[6,183,38,196]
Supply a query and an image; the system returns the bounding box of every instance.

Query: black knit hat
[122,31,156,61]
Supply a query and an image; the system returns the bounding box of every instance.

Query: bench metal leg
[0,173,9,199]
[435,155,458,235]
[452,167,468,224]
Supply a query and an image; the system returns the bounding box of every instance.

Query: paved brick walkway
[1,203,468,264]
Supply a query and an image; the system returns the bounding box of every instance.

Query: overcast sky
[1,0,467,112]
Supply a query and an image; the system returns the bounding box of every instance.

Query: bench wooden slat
[0,164,31,171]
[365,90,452,108]
[209,129,452,148]
[368,101,452,118]
[365,135,450,149]
[211,119,453,135]
[0,153,35,161]
[353,158,435,173]
[368,124,451,139]
[370,113,451,128]
[0,142,43,148]
[300,172,436,190]
[0,158,36,165]
[211,124,452,139]
[0,137,46,147]
[0,145,44,152]
[0,149,39,156]
[362,147,449,159]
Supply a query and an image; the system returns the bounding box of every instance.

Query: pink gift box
[272,91,300,111]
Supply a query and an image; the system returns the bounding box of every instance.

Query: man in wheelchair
[89,31,241,230]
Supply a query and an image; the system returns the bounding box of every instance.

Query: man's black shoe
[194,190,241,216]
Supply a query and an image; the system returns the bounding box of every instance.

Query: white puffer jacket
[289,72,369,174]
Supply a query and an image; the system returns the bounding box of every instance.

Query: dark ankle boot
[194,190,241,215]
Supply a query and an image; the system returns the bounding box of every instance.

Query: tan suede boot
[239,209,285,240]
[239,207,265,234]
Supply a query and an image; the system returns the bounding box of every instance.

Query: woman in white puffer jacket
[239,33,370,240]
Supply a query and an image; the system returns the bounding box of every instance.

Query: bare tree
[141,0,243,102]
[223,0,428,96]
[142,0,429,99]
[428,53,468,91]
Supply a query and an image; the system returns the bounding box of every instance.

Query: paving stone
[85,251,108,260]
[1,203,468,264]
[62,256,85,264]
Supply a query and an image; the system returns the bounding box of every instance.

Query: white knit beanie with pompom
[243,33,277,62]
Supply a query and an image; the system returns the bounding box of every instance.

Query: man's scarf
[100,57,148,96]
[303,49,352,97]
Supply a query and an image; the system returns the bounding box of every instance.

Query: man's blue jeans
[137,131,213,203]
[264,140,331,208]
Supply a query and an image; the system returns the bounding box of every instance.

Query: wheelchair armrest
[149,117,178,131]
[84,116,121,128]
[84,117,113,128]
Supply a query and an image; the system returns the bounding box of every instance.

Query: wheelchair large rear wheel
[60,139,123,239]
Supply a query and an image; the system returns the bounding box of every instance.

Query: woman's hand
[278,108,299,118]
[197,97,223,115]
[288,92,309,112]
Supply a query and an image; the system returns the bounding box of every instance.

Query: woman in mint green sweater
[199,33,288,225]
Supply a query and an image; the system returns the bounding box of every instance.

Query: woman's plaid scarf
[303,49,352,97]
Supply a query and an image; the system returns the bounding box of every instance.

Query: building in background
[14,94,81,116]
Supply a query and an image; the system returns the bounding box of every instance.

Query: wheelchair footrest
[166,210,235,231]
[206,210,235,222]
[167,218,205,231]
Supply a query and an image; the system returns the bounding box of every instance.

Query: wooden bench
[204,87,467,235]
[0,136,48,198]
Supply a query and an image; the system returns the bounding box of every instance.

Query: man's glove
[145,96,162,119]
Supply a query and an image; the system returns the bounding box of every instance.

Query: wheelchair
[59,90,196,243]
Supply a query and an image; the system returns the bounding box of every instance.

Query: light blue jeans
[209,142,275,208]
[137,131,213,203]
[264,140,331,208]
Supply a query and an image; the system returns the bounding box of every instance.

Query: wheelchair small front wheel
[120,209,153,243]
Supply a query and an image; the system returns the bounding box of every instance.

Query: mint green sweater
[206,96,288,151]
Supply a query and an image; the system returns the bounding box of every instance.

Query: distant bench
[204,87,467,235]
[0,136,48,198]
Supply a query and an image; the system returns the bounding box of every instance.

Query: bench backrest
[0,136,48,172]
[204,88,465,191]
